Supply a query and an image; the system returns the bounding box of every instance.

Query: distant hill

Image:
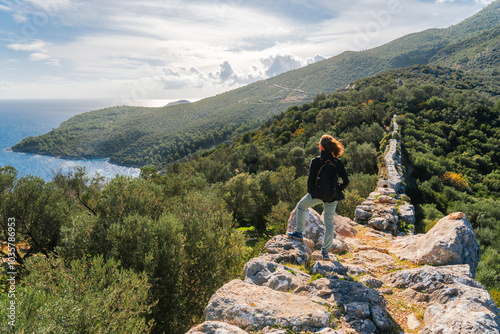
[166,100,191,107]
[11,0,500,168]
[430,25,500,73]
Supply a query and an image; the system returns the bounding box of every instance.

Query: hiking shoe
[321,250,330,260]
[287,230,303,241]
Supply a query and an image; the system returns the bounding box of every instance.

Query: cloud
[6,39,60,66]
[24,0,80,12]
[12,13,28,22]
[260,54,303,77]
[0,3,12,11]
[219,61,234,82]
[0,0,492,99]
[29,52,51,60]
[7,39,48,52]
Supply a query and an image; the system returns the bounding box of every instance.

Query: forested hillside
[2,64,500,333]
[11,1,500,168]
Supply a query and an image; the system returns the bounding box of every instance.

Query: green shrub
[0,256,152,334]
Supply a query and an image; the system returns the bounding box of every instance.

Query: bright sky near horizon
[0,0,495,103]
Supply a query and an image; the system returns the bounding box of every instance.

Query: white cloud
[12,13,28,23]
[0,3,11,11]
[7,39,49,52]
[29,52,50,60]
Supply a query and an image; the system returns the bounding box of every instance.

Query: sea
[0,99,174,182]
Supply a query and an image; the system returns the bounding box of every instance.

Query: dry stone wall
[355,114,415,235]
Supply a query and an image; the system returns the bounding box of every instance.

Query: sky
[0,0,496,104]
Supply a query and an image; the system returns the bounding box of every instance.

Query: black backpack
[311,158,339,202]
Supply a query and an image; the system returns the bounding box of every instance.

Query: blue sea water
[0,99,164,182]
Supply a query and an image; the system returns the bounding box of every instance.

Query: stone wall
[355,114,415,235]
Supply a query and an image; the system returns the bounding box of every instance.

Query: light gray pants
[295,193,338,252]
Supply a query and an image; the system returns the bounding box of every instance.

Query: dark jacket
[307,151,350,201]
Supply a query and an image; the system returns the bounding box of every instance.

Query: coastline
[6,147,142,170]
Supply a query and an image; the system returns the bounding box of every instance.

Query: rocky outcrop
[390,213,481,276]
[186,321,248,334]
[243,256,311,292]
[264,234,314,265]
[382,265,500,333]
[203,279,331,332]
[287,207,325,247]
[287,208,357,249]
[187,211,499,333]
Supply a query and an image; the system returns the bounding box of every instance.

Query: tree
[0,256,153,334]
[223,173,264,227]
[0,176,70,264]
[344,142,379,174]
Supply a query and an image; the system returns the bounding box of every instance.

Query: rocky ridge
[187,212,499,334]
[186,116,500,334]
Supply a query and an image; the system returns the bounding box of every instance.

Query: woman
[288,134,349,260]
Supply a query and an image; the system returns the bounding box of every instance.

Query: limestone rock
[389,213,481,276]
[186,321,249,334]
[346,250,398,273]
[449,212,466,220]
[406,314,421,330]
[287,207,324,247]
[288,208,357,250]
[398,203,415,225]
[329,238,349,254]
[294,277,393,333]
[243,256,310,292]
[374,195,396,204]
[358,276,383,289]
[381,265,500,334]
[314,328,341,334]
[368,217,390,231]
[264,234,314,265]
[310,260,348,277]
[204,279,331,331]
[333,214,357,238]
[355,208,372,223]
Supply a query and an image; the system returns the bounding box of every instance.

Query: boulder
[288,208,357,250]
[264,234,314,265]
[358,276,383,289]
[389,213,481,276]
[204,280,331,331]
[186,321,249,334]
[333,214,357,238]
[287,207,324,247]
[381,265,500,334]
[243,256,310,292]
[309,260,348,277]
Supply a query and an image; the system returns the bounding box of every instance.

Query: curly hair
[320,134,344,158]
